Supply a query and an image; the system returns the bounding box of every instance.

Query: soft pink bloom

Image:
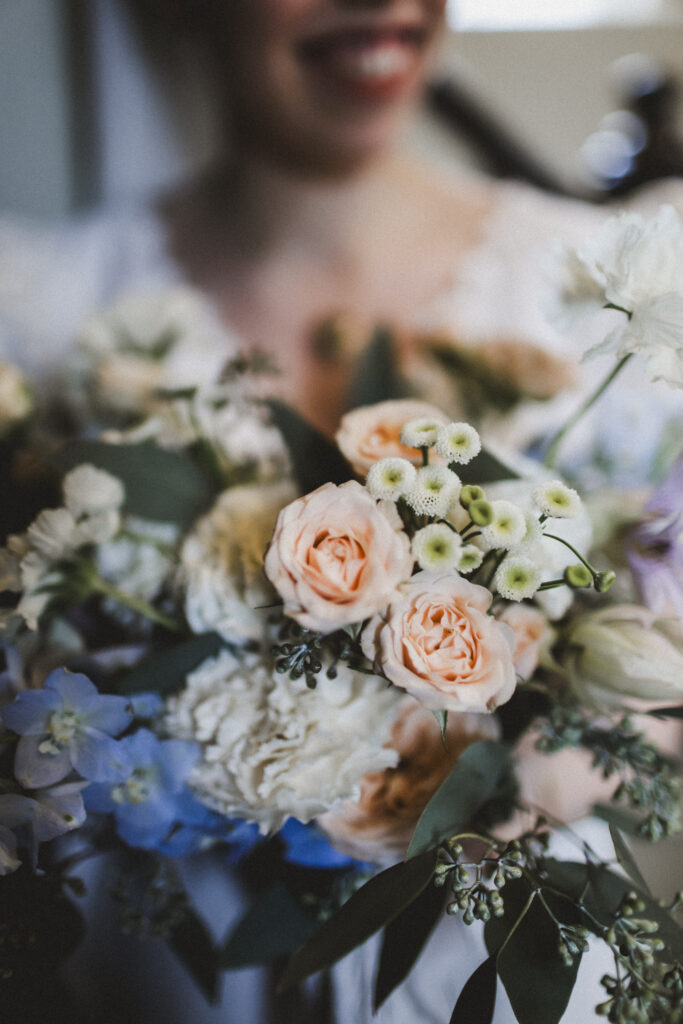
[335,399,449,475]
[362,571,517,713]
[319,696,499,861]
[264,480,413,633]
[498,604,554,680]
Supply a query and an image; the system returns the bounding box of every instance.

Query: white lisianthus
[182,480,297,644]
[163,651,401,833]
[494,556,542,601]
[366,458,417,501]
[481,500,527,550]
[561,605,683,711]
[559,205,683,388]
[411,523,462,572]
[399,417,442,449]
[434,422,481,465]
[0,361,32,437]
[63,464,125,519]
[532,480,582,519]
[404,466,461,518]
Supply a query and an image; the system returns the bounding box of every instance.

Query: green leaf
[169,907,219,1003]
[648,705,683,719]
[433,710,449,747]
[484,878,582,1024]
[278,849,438,992]
[544,860,683,962]
[116,632,225,696]
[220,883,318,969]
[373,876,445,1010]
[407,741,512,858]
[265,400,352,493]
[593,803,640,836]
[608,825,652,896]
[458,448,520,486]
[450,956,497,1024]
[347,326,408,410]
[51,440,216,529]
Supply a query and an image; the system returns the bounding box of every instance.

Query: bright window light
[448,0,675,31]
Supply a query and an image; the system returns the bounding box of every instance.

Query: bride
[1,1,681,1021]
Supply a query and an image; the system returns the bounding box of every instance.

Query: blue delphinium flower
[85,728,202,851]
[0,781,88,874]
[157,796,261,859]
[1,668,132,788]
[279,818,364,870]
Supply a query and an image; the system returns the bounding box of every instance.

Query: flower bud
[460,484,485,509]
[564,563,593,588]
[469,499,494,527]
[593,570,617,593]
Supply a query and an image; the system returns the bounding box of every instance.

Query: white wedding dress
[1,178,681,1024]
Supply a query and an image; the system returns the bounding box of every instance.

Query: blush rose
[335,399,449,475]
[498,604,554,680]
[362,571,517,713]
[264,480,413,633]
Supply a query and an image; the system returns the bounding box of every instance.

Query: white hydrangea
[494,556,542,601]
[399,417,442,449]
[163,651,401,833]
[434,422,481,465]
[411,523,462,572]
[480,500,527,550]
[182,480,297,644]
[366,458,417,501]
[404,466,461,518]
[532,480,582,519]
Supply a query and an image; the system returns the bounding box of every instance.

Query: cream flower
[320,697,499,862]
[411,523,462,573]
[365,458,417,501]
[182,480,297,644]
[362,571,517,713]
[0,360,32,437]
[163,651,401,833]
[498,604,554,680]
[264,480,413,633]
[62,465,125,519]
[434,422,482,465]
[335,400,449,475]
[404,466,461,518]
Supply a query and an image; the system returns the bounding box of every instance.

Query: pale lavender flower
[627,458,683,623]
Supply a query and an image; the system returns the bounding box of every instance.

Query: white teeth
[340,43,412,79]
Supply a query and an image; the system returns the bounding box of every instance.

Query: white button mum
[435,422,482,465]
[366,457,417,501]
[411,523,462,572]
[404,466,461,518]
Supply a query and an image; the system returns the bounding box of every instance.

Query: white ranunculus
[561,605,683,711]
[0,360,32,436]
[182,480,297,644]
[163,651,401,833]
[63,464,125,519]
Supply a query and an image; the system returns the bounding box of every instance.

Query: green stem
[90,576,181,632]
[542,533,596,574]
[542,353,633,469]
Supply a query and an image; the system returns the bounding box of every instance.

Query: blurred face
[205,0,448,173]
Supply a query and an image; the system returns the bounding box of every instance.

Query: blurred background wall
[2,0,683,218]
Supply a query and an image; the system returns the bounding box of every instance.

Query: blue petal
[83,695,132,737]
[158,740,200,791]
[71,730,132,782]
[128,693,164,719]
[33,783,87,841]
[1,689,61,735]
[157,825,206,857]
[83,782,116,814]
[14,734,72,789]
[120,727,159,768]
[115,818,173,851]
[45,669,98,709]
[115,792,176,832]
[280,818,360,869]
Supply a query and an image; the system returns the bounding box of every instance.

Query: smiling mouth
[297,26,429,99]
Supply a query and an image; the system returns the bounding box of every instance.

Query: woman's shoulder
[0,202,179,372]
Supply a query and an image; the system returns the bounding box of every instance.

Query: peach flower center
[404,601,480,682]
[304,529,367,599]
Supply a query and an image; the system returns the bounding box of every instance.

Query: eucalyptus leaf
[278,849,438,992]
[169,906,219,1004]
[373,876,445,1010]
[347,326,408,409]
[407,741,512,859]
[647,705,683,719]
[450,956,497,1024]
[593,803,640,836]
[265,399,352,492]
[51,440,216,529]
[116,632,225,696]
[484,877,582,1024]
[458,448,520,486]
[608,825,652,895]
[220,883,318,969]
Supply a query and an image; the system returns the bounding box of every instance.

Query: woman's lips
[298,27,428,101]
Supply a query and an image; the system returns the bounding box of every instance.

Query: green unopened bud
[564,563,593,588]
[460,484,485,509]
[594,570,617,593]
[469,499,494,527]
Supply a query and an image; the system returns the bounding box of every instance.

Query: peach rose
[362,571,517,713]
[498,604,554,680]
[264,480,413,633]
[335,399,449,475]
[319,696,500,862]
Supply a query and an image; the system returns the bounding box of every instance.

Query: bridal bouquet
[1,207,682,1024]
